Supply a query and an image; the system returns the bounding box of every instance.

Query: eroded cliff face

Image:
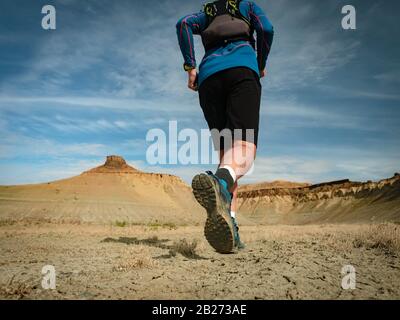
[237,174,400,225]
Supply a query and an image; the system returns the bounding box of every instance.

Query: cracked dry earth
[0,223,399,300]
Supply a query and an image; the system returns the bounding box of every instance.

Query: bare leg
[218,142,250,249]
[219,140,255,212]
[230,181,239,212]
[219,140,257,180]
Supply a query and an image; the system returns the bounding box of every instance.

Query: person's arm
[176,12,207,72]
[248,2,274,74]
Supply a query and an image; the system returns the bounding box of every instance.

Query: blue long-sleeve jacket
[176,0,274,87]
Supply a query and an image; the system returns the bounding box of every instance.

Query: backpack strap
[203,1,218,21]
[226,0,239,16]
[227,0,250,25]
[203,0,250,26]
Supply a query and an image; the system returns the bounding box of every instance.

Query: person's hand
[187,69,198,91]
[260,69,266,78]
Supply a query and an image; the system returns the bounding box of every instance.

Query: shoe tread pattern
[192,173,234,254]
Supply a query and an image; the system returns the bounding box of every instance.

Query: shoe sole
[192,173,234,254]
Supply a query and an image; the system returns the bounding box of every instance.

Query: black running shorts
[198,67,262,151]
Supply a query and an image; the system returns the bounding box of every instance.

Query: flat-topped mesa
[80,156,188,186]
[83,155,141,174]
[105,155,127,168]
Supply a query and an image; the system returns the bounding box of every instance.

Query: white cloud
[317,85,400,102]
[0,136,107,159]
[261,97,386,131]
[0,158,102,185]
[0,95,194,113]
[374,69,400,85]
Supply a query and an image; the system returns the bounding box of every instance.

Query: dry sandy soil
[1,222,399,300]
[1,157,399,300]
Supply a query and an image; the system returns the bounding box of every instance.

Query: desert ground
[1,156,399,300]
[0,222,399,300]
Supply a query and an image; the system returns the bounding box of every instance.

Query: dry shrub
[0,218,83,227]
[323,232,355,252]
[0,278,35,299]
[353,223,400,255]
[113,256,155,272]
[146,222,178,230]
[171,239,198,259]
[114,220,128,228]
[0,219,16,227]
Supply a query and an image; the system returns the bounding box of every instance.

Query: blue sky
[0,0,399,185]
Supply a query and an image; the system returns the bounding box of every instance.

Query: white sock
[220,165,237,183]
[230,211,236,219]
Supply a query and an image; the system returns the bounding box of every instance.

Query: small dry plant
[353,223,400,255]
[171,239,199,259]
